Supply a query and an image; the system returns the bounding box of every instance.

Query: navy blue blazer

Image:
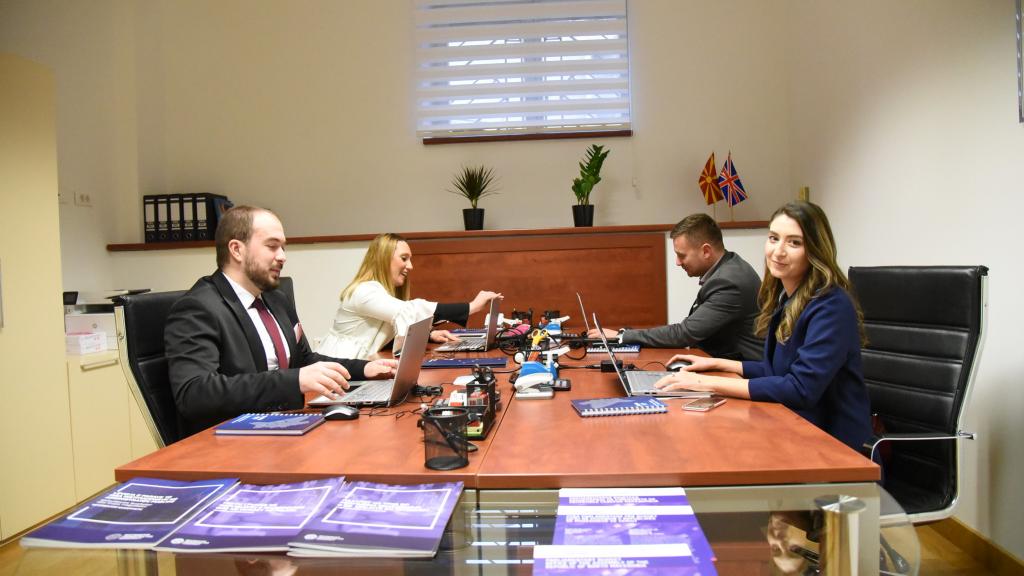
[742,287,872,451]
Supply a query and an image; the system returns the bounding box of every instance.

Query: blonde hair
[754,201,866,346]
[340,233,411,302]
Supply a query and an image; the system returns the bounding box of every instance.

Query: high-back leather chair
[849,266,987,523]
[115,290,186,447]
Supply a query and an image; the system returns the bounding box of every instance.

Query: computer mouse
[322,404,360,421]
[667,359,692,371]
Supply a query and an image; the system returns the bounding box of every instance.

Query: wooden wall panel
[406,232,667,330]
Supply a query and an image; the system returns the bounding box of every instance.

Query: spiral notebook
[571,397,668,418]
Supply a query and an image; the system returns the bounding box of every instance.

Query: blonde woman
[317,233,501,360]
[655,201,871,450]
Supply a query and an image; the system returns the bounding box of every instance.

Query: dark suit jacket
[165,271,369,437]
[621,251,764,360]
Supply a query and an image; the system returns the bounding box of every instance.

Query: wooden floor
[0,523,1000,575]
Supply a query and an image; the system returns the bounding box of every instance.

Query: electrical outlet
[74,191,93,207]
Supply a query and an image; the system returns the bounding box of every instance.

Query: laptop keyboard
[340,379,394,404]
[435,337,485,352]
[625,371,672,393]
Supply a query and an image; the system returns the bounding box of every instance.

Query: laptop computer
[593,313,709,399]
[434,298,500,352]
[308,315,432,407]
[578,292,640,353]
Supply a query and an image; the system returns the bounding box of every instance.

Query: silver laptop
[576,292,592,334]
[435,298,500,352]
[308,316,432,407]
[593,313,709,399]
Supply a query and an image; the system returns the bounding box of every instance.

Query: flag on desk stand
[698,152,724,219]
[718,151,748,221]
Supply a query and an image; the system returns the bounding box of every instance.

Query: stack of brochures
[21,476,463,559]
[532,487,717,575]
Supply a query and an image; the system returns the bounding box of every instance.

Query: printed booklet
[20,477,237,549]
[214,412,324,436]
[288,481,464,558]
[155,477,344,553]
[534,487,717,576]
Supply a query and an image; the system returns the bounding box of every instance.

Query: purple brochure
[21,477,237,549]
[548,487,717,574]
[289,481,463,557]
[533,543,710,575]
[155,477,343,553]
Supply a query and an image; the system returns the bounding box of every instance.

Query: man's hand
[430,330,460,344]
[299,361,351,398]
[469,291,503,315]
[364,359,399,379]
[587,327,620,339]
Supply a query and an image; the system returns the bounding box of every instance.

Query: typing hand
[299,362,351,398]
[364,359,398,379]
[430,329,460,344]
[653,371,707,392]
[587,327,619,339]
[666,353,709,372]
[469,291,503,315]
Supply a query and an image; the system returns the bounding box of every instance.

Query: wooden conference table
[115,345,878,489]
[103,344,895,574]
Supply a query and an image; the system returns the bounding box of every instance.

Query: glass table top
[12,484,919,576]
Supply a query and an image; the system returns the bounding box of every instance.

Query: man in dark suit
[165,206,397,436]
[589,213,763,360]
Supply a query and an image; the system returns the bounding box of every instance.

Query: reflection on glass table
[14,485,919,576]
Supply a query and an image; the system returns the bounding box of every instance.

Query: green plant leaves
[572,144,610,205]
[449,165,498,209]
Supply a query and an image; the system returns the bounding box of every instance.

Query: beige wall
[3,0,1022,559]
[787,0,1024,559]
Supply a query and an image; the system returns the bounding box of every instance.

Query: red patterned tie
[251,298,289,370]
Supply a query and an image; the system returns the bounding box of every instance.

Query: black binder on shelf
[143,195,158,243]
[181,193,196,241]
[142,193,233,243]
[156,195,170,242]
[193,193,234,240]
[168,194,183,241]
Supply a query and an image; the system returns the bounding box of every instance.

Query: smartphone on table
[683,396,726,412]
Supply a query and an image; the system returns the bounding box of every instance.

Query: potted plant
[449,165,498,230]
[571,144,610,227]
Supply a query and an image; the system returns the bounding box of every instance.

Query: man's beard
[244,255,280,292]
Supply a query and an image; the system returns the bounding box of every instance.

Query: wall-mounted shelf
[106,222,769,252]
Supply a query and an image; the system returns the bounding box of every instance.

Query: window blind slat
[413,0,630,139]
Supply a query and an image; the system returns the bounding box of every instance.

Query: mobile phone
[683,396,726,412]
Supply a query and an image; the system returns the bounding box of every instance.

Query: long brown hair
[340,233,412,302]
[754,201,866,345]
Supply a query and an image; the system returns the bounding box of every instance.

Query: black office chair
[849,265,987,523]
[115,290,186,447]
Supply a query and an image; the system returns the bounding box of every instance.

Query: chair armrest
[869,430,976,461]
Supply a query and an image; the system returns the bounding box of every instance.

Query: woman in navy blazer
[656,201,871,450]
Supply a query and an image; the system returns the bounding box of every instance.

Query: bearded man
[165,206,396,437]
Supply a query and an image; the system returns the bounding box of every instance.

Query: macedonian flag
[698,153,724,205]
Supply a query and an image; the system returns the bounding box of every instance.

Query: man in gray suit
[589,213,763,360]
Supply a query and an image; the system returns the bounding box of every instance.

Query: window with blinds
[414,0,631,142]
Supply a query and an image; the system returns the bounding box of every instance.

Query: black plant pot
[463,208,485,230]
[572,204,594,227]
